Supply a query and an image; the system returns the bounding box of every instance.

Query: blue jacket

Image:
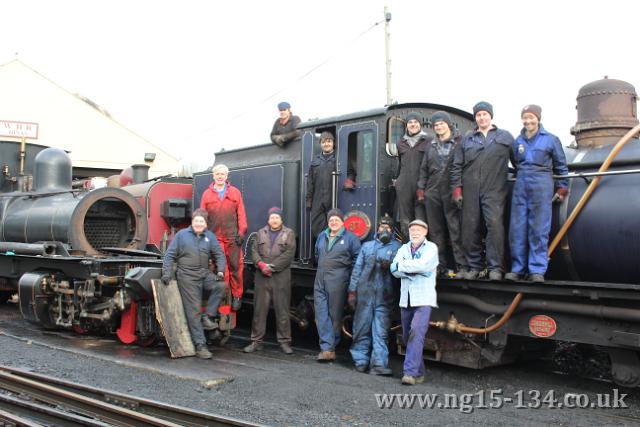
[512,125,569,188]
[391,239,439,308]
[348,236,402,295]
[314,226,361,288]
[162,226,226,280]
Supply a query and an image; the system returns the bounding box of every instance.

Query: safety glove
[452,186,463,209]
[347,292,357,312]
[257,261,273,277]
[416,188,425,201]
[552,187,569,203]
[216,271,225,281]
[343,178,355,191]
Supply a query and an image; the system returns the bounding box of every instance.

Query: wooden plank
[151,279,195,358]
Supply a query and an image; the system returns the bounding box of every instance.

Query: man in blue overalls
[348,215,401,375]
[506,104,569,282]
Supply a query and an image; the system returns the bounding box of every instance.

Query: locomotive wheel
[137,334,159,347]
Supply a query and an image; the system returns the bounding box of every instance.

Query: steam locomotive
[2,77,640,386]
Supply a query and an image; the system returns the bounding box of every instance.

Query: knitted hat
[268,206,283,220]
[431,111,453,128]
[327,208,344,222]
[521,104,542,121]
[277,101,291,110]
[473,101,493,118]
[405,112,421,123]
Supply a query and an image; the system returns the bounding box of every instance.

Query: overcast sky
[2,0,638,164]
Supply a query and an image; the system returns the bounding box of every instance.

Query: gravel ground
[1,304,638,426]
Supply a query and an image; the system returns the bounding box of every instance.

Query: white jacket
[391,240,439,308]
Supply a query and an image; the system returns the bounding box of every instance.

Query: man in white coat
[391,219,439,385]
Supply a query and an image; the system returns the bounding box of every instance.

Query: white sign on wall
[1,120,39,139]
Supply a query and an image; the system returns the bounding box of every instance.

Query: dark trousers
[310,202,330,238]
[425,188,464,269]
[177,273,225,346]
[396,188,426,240]
[461,190,506,272]
[250,274,292,344]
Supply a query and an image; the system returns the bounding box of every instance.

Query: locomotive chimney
[131,164,150,184]
[571,77,639,148]
[33,148,72,192]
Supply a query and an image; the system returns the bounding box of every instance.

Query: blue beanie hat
[277,102,291,110]
[473,101,493,118]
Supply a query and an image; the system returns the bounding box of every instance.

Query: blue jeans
[350,300,392,368]
[401,305,431,377]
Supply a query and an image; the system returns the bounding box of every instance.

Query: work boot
[489,270,503,281]
[464,270,479,280]
[455,267,468,279]
[355,364,368,373]
[195,344,212,359]
[243,342,263,353]
[232,297,242,311]
[317,350,336,362]
[504,272,521,281]
[529,274,545,283]
[370,366,393,376]
[401,375,425,385]
[280,343,294,355]
[201,315,218,330]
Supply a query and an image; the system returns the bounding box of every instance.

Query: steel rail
[0,391,112,426]
[0,365,261,427]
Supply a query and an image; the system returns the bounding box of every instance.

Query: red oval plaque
[529,315,557,338]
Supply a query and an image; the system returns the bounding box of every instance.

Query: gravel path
[1,304,638,426]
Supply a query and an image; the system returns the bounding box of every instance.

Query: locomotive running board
[151,279,196,358]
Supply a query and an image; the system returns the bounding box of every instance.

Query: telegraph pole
[384,6,392,106]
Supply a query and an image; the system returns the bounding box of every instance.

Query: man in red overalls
[200,164,248,311]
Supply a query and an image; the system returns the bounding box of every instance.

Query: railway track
[0,365,262,427]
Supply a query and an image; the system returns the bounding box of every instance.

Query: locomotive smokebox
[571,77,639,148]
[0,149,148,255]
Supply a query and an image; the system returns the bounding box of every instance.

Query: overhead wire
[189,18,385,140]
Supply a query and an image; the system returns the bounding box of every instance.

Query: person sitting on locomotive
[314,208,361,362]
[306,131,337,239]
[244,207,297,355]
[394,112,431,241]
[416,111,465,279]
[200,164,248,312]
[390,219,439,385]
[271,101,301,147]
[450,102,514,281]
[162,208,227,360]
[505,104,569,283]
[348,215,401,375]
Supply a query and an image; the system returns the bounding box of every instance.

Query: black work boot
[195,344,212,359]
[505,272,521,281]
[529,274,545,283]
[280,343,294,355]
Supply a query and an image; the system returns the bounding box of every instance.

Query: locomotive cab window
[347,130,374,183]
[385,116,406,157]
